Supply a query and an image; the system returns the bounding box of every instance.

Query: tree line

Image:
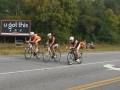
[0,0,120,44]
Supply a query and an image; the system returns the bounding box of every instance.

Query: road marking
[83,51,120,55]
[63,52,120,56]
[0,60,120,75]
[104,64,120,71]
[64,76,120,90]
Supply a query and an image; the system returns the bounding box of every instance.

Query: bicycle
[66,47,83,65]
[24,41,43,59]
[43,44,61,62]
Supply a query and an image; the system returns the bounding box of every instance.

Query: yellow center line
[64,76,120,90]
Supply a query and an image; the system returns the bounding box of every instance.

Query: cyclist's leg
[51,44,55,55]
[31,42,35,50]
[54,44,58,49]
[35,39,41,52]
[51,44,58,56]
[75,44,80,59]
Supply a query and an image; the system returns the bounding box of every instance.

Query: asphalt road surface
[0,51,120,90]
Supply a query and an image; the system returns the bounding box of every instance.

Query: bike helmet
[30,32,34,35]
[47,33,52,36]
[69,36,74,40]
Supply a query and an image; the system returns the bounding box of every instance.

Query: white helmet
[30,32,34,35]
[47,33,52,36]
[69,36,74,40]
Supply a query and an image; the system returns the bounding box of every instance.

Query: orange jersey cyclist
[69,36,80,62]
[46,33,58,58]
[29,32,41,52]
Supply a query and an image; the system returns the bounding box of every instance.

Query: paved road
[0,52,120,90]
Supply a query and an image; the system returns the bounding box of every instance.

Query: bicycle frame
[66,48,77,60]
[66,47,83,65]
[45,44,53,56]
[25,41,34,52]
[43,44,61,62]
[71,49,77,60]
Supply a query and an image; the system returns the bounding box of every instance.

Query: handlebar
[44,43,50,48]
[26,41,31,43]
[26,41,33,44]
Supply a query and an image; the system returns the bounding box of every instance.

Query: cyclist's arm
[69,41,71,47]
[29,36,31,42]
[46,39,49,44]
[31,36,36,42]
[69,41,74,49]
[32,38,36,42]
[72,41,77,48]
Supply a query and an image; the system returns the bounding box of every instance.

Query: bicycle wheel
[24,47,32,59]
[43,49,50,62]
[54,49,61,62]
[67,52,75,65]
[77,52,83,64]
[36,47,43,59]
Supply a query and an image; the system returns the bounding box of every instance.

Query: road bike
[43,44,61,62]
[24,41,43,59]
[66,47,83,65]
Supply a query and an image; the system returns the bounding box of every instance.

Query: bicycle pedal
[33,52,36,56]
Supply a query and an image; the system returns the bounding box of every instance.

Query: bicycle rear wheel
[77,52,83,64]
[54,49,61,62]
[67,52,75,65]
[43,49,50,62]
[24,47,32,59]
[36,47,43,59]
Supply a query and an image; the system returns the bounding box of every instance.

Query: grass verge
[0,43,120,55]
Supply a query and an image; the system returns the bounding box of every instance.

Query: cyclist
[28,32,41,53]
[68,36,80,62]
[80,40,86,49]
[46,33,58,58]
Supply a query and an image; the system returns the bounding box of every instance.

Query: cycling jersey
[48,36,57,44]
[71,40,80,48]
[31,35,41,41]
[80,42,84,46]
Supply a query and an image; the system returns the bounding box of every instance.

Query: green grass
[88,44,120,51]
[0,43,25,55]
[0,43,120,55]
[60,44,120,53]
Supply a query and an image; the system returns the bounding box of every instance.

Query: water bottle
[35,48,38,52]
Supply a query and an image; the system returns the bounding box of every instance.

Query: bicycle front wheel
[43,49,50,62]
[24,47,32,59]
[54,49,61,62]
[67,52,75,65]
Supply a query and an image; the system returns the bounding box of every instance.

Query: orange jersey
[35,35,41,40]
[31,35,41,40]
[80,42,84,46]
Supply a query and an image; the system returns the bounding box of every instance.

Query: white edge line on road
[62,52,120,56]
[0,60,120,75]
